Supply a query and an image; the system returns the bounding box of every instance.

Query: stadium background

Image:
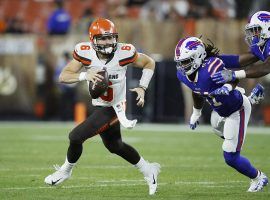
[1,0,270,124]
[0,1,270,200]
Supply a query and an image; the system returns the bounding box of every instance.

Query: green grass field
[0,123,269,200]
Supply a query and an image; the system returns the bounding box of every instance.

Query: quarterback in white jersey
[44,18,160,195]
[73,41,136,107]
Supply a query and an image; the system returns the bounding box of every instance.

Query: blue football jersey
[177,57,243,117]
[219,39,270,69]
[262,39,270,59]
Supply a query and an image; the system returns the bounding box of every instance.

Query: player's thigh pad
[211,110,225,138]
[222,95,251,152]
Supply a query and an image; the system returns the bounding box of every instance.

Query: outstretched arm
[192,92,205,109]
[219,52,258,69]
[237,56,270,78]
[129,53,155,107]
[212,56,270,83]
[239,52,259,67]
[189,92,205,130]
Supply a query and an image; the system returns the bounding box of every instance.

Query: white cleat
[247,171,268,192]
[44,165,72,186]
[144,163,161,195]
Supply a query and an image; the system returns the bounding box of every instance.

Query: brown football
[88,69,109,99]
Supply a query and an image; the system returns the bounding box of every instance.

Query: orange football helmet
[89,18,118,54]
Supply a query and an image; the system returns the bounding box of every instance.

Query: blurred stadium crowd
[1,0,270,34]
[0,0,270,125]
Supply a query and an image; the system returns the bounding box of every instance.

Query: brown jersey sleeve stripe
[73,51,92,66]
[119,52,138,66]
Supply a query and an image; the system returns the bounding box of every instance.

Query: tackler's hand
[189,107,202,130]
[209,85,230,96]
[211,70,236,84]
[129,87,146,107]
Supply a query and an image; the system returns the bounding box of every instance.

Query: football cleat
[44,165,72,186]
[247,171,268,192]
[144,163,161,195]
[248,84,265,105]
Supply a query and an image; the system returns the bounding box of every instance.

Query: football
[88,69,109,99]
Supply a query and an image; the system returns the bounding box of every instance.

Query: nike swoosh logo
[152,174,156,184]
[51,178,62,185]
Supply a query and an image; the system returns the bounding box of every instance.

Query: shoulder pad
[205,57,224,76]
[73,42,92,66]
[118,43,138,66]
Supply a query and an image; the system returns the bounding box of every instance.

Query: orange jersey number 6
[121,46,131,51]
[100,81,113,102]
[80,45,91,50]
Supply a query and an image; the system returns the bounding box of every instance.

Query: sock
[252,171,260,180]
[223,151,258,179]
[61,157,76,173]
[134,157,149,174]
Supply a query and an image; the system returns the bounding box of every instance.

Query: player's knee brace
[223,151,240,167]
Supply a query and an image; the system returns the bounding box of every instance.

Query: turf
[0,123,269,200]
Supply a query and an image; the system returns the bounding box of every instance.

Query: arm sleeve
[218,54,240,69]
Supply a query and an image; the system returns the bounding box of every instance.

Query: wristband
[234,70,246,79]
[224,84,233,91]
[79,72,87,81]
[139,68,154,89]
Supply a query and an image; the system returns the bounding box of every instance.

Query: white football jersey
[73,42,138,107]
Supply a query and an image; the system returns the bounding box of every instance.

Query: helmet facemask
[245,25,265,47]
[245,11,270,47]
[174,37,206,76]
[92,33,118,55]
[176,55,197,76]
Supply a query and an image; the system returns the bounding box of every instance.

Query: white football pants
[211,95,251,152]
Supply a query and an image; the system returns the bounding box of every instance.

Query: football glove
[212,70,236,84]
[250,37,266,61]
[209,85,230,96]
[189,107,202,130]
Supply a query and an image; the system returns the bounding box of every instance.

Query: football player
[44,18,160,195]
[174,37,268,192]
[212,11,270,84]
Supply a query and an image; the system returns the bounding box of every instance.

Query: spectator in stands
[47,0,71,35]
[210,0,236,19]
[73,8,95,34]
[107,0,128,19]
[249,0,270,17]
[140,0,172,21]
[187,0,213,18]
[0,12,6,33]
[6,17,27,34]
[235,0,253,19]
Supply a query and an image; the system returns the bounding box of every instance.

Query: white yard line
[0,182,168,190]
[0,122,270,135]
[175,180,246,185]
[0,180,248,191]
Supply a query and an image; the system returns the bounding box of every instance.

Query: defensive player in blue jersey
[212,11,270,84]
[174,36,268,192]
